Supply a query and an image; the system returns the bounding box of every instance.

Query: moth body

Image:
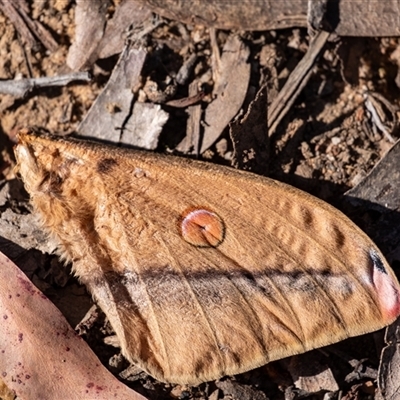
[14,129,400,385]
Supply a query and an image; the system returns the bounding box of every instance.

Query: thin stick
[0,72,91,98]
[268,30,330,136]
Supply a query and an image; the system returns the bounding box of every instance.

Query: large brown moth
[14,129,400,386]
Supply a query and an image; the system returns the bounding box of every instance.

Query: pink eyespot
[180,208,225,248]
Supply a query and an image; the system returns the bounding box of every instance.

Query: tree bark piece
[78,44,147,143]
[377,320,400,400]
[175,81,203,154]
[66,0,110,71]
[137,0,400,37]
[230,84,269,175]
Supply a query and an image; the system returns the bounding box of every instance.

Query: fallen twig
[0,0,58,51]
[268,30,330,136]
[0,0,37,49]
[0,72,91,98]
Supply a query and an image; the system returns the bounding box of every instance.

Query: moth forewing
[14,129,400,385]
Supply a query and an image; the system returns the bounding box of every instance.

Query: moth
[14,128,400,385]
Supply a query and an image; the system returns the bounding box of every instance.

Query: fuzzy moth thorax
[14,135,43,194]
[15,130,101,266]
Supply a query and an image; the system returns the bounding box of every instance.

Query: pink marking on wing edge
[370,250,400,321]
[374,272,400,321]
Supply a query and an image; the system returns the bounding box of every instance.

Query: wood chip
[66,0,110,70]
[345,139,400,212]
[121,102,168,150]
[97,0,153,60]
[287,353,339,393]
[78,44,147,142]
[175,81,203,154]
[216,380,268,400]
[377,320,400,399]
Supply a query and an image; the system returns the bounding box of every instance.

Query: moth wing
[15,132,400,385]
[85,150,400,385]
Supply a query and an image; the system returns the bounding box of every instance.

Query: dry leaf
[97,0,152,60]
[0,250,147,400]
[201,34,250,153]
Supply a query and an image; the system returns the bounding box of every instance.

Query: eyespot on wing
[179,208,225,247]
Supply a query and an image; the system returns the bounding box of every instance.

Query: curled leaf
[0,251,147,400]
